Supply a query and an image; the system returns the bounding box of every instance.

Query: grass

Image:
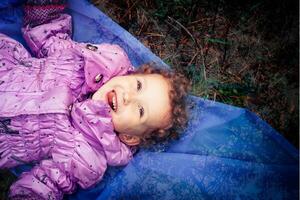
[0,170,16,200]
[92,0,299,148]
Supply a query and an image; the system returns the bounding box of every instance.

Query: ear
[119,134,141,146]
[156,123,172,137]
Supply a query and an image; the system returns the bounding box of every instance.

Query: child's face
[92,73,171,144]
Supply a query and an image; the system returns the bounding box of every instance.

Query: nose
[123,92,131,105]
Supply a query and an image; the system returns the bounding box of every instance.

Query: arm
[9,160,74,200]
[22,0,73,58]
[9,133,107,200]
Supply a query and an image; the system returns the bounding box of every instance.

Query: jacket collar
[70,99,114,151]
[79,43,134,94]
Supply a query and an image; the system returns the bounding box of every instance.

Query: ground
[92,0,299,148]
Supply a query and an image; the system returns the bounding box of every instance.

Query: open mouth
[107,90,118,112]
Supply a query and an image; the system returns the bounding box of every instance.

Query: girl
[0,1,190,199]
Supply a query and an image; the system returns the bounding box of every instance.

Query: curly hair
[133,63,191,146]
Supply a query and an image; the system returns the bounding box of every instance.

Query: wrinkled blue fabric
[0,0,298,199]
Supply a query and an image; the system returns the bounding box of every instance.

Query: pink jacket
[0,14,133,199]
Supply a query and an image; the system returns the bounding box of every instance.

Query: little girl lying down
[0,1,189,199]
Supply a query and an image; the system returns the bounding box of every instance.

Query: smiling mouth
[107,90,118,112]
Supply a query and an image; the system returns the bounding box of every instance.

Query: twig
[222,23,231,67]
[188,18,209,25]
[137,21,146,35]
[197,40,207,80]
[238,64,250,75]
[167,16,199,48]
[163,53,180,61]
[120,0,141,21]
[166,16,207,80]
[144,33,165,37]
[188,52,199,66]
[165,19,180,31]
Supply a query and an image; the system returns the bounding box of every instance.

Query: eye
[138,105,144,118]
[137,80,142,91]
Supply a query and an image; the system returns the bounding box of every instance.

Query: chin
[92,90,104,101]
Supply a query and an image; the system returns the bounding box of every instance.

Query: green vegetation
[93,0,298,148]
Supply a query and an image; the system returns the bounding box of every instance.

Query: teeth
[112,96,116,111]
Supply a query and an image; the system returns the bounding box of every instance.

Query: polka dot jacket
[0,14,134,200]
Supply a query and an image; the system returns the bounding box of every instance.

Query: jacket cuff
[23,3,66,27]
[25,0,66,5]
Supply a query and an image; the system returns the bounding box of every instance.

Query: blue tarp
[0,0,298,199]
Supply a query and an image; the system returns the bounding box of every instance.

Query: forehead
[138,74,171,129]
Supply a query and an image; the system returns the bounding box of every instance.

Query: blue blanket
[0,0,298,199]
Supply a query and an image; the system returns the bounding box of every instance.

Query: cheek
[111,110,133,132]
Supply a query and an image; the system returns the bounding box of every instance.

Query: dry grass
[92,0,299,148]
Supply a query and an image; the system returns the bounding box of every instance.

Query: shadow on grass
[0,170,16,200]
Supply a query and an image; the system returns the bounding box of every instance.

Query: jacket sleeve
[22,13,73,58]
[101,133,133,166]
[9,133,107,200]
[23,0,67,27]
